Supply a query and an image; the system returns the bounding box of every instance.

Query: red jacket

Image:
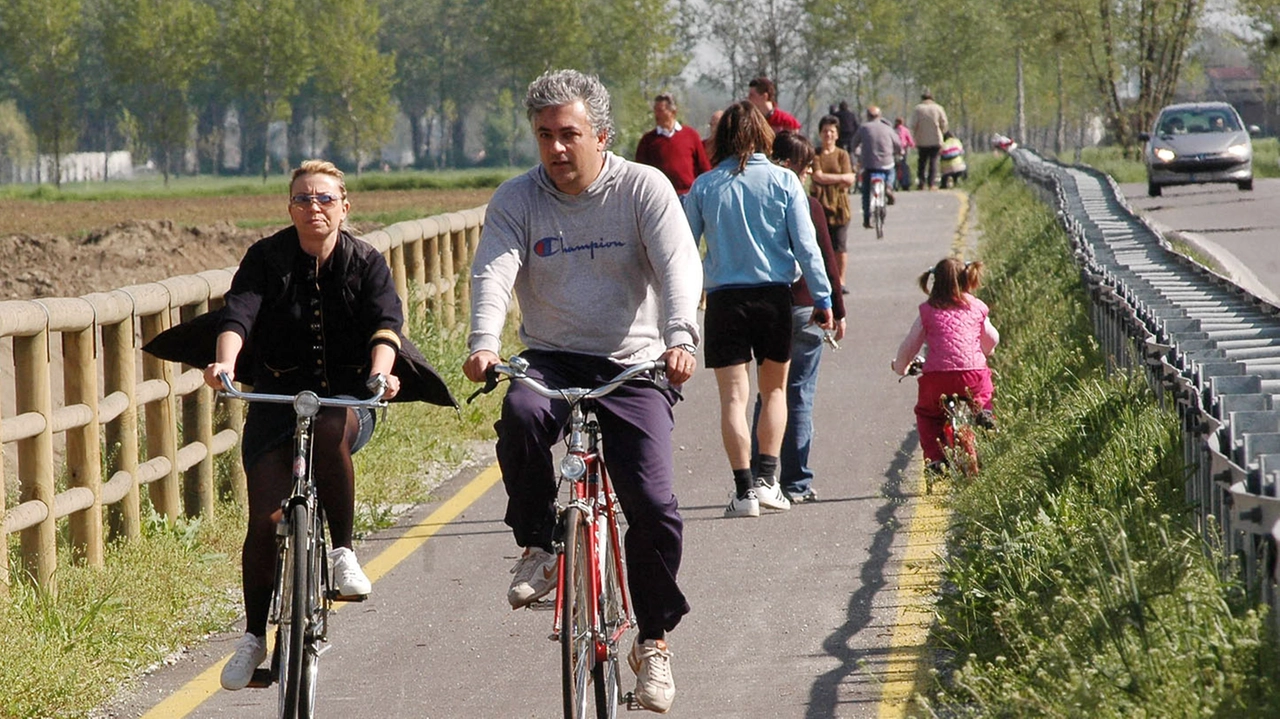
[634,125,711,195]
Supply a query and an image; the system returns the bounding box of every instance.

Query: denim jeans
[751,306,826,495]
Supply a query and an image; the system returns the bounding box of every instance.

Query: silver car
[1139,101,1255,197]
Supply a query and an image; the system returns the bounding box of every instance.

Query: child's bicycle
[901,357,994,493]
[218,373,388,719]
[470,355,667,719]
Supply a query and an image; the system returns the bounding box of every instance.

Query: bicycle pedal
[624,692,643,711]
[330,591,369,602]
[246,668,274,688]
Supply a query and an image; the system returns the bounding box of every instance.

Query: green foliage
[923,163,1280,716]
[313,0,397,172]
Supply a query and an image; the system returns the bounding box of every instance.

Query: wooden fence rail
[0,206,486,596]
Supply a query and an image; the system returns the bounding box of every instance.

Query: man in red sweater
[634,93,711,195]
[747,76,801,134]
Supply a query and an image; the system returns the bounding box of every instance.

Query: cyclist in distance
[148,159,456,691]
[849,106,902,229]
[890,257,999,473]
[462,69,701,714]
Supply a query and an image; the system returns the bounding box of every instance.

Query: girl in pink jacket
[891,257,999,470]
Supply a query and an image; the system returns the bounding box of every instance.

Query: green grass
[919,162,1280,716]
[0,167,520,202]
[1,302,515,717]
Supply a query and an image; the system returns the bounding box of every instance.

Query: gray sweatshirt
[468,152,702,364]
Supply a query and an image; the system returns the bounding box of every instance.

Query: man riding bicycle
[461,69,702,714]
[849,106,902,229]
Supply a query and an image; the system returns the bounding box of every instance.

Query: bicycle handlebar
[217,372,389,409]
[467,357,667,404]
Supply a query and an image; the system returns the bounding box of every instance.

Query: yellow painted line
[875,464,951,719]
[141,464,503,718]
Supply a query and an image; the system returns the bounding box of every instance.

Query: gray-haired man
[463,69,701,713]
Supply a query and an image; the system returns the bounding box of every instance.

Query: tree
[215,0,315,179]
[314,0,396,173]
[99,0,215,184]
[0,0,82,187]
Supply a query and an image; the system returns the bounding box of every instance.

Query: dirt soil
[0,189,493,300]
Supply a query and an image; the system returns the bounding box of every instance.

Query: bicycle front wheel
[594,504,627,719]
[296,506,326,719]
[278,503,310,719]
[874,202,885,239]
[561,506,593,719]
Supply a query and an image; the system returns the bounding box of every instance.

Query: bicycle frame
[218,374,386,718]
[481,356,664,719]
[868,170,890,239]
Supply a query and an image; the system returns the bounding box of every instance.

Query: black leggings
[242,407,360,637]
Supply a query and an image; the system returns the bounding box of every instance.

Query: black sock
[638,629,665,643]
[732,468,753,497]
[756,455,779,485]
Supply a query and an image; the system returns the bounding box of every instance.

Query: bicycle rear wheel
[561,506,593,719]
[278,503,309,719]
[593,503,627,719]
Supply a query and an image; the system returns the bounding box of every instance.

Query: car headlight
[1153,147,1176,162]
[1227,144,1249,158]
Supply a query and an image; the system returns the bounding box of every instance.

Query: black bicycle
[218,373,387,719]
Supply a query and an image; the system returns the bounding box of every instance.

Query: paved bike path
[104,190,965,719]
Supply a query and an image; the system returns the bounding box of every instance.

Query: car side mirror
[1138,132,1151,142]
[1248,125,1261,137]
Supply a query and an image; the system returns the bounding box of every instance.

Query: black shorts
[703,285,794,368]
[242,399,376,471]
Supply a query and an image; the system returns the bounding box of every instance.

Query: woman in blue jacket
[684,101,834,518]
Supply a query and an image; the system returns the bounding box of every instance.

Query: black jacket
[143,226,456,408]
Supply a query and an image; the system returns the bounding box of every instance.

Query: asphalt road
[1118,177,1280,303]
[101,189,969,719]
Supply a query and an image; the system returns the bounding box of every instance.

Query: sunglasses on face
[290,193,342,207]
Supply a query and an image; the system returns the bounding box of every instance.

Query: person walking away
[893,117,915,190]
[635,92,712,196]
[835,100,860,156]
[849,106,902,230]
[747,76,802,134]
[684,101,835,518]
[909,90,948,190]
[703,108,725,160]
[890,257,998,473]
[811,115,856,293]
[751,130,847,503]
[938,131,967,188]
[462,69,701,714]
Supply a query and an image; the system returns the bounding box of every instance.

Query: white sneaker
[330,547,371,598]
[628,638,675,713]
[724,490,759,518]
[753,478,791,511]
[220,632,267,691]
[507,547,557,608]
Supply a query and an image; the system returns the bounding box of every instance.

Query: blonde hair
[291,159,347,198]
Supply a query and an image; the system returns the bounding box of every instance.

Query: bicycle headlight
[294,391,322,418]
[560,454,587,480]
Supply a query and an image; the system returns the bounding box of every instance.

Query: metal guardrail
[1013,149,1280,631]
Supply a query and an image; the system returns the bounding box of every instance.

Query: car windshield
[1157,109,1241,135]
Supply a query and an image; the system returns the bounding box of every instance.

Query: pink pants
[915,369,994,463]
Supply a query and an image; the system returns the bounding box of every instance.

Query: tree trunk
[1015,47,1026,146]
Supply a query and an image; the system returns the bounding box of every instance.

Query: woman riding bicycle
[162,159,456,692]
[891,257,999,473]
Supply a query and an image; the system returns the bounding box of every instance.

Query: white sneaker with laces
[628,638,675,713]
[507,547,557,608]
[220,632,267,691]
[330,546,371,598]
[753,478,791,511]
[724,489,760,518]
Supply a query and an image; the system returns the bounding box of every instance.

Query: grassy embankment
[919,158,1280,716]
[0,175,514,718]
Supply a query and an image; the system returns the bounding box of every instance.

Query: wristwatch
[673,343,697,356]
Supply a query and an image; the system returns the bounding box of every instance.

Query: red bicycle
[472,355,666,719]
[902,357,986,492]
